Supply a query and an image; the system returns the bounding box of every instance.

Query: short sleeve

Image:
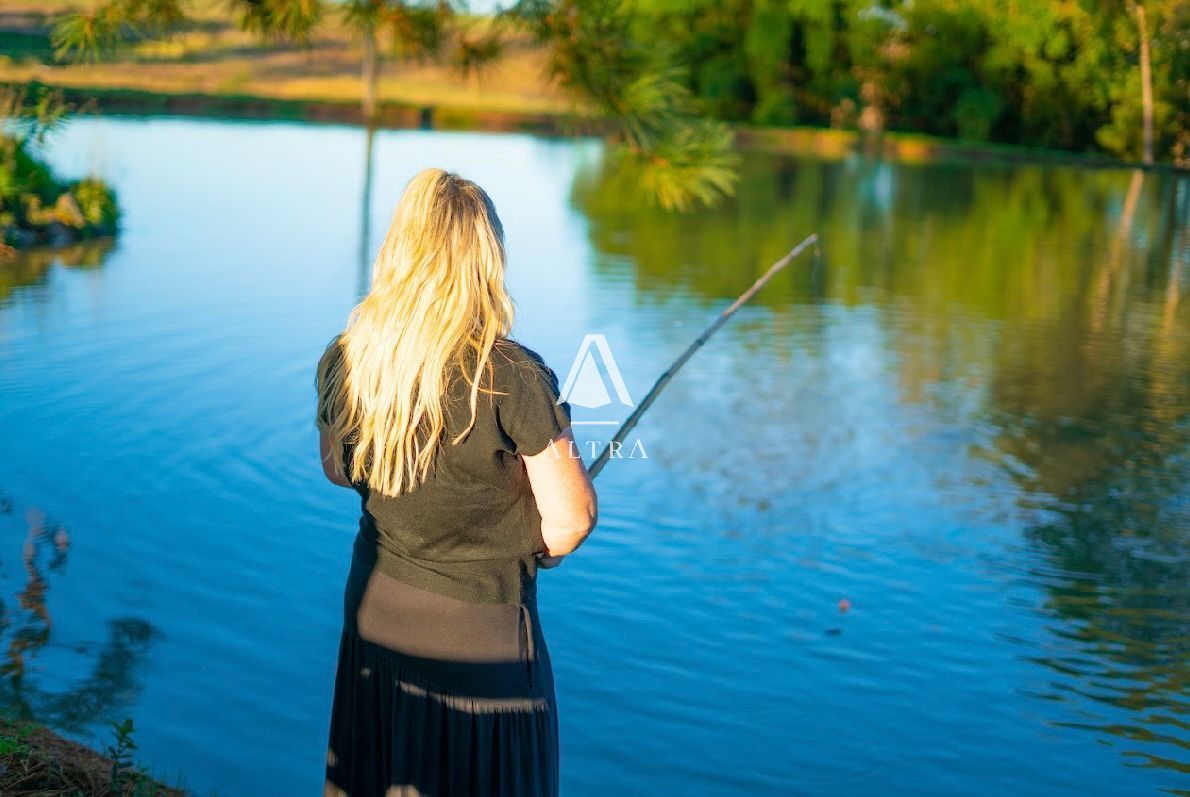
[495,343,572,456]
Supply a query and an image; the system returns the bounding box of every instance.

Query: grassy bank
[37,81,598,136]
[14,81,1175,176]
[0,1,572,116]
[0,714,185,796]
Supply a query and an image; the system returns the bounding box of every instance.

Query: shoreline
[0,1,1182,174]
[28,82,1188,175]
[0,713,186,796]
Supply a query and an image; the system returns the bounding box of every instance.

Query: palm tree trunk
[1136,3,1154,164]
[361,21,378,121]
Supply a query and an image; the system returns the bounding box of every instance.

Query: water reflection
[0,238,115,302]
[574,148,1189,782]
[358,125,377,299]
[0,492,158,733]
[2,507,67,682]
[985,244,1188,777]
[572,152,1186,316]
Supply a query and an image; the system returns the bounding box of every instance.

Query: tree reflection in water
[571,151,1189,779]
[0,492,159,733]
[0,238,115,303]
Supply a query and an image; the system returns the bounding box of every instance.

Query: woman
[316,168,597,797]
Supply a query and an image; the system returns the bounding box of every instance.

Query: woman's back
[352,338,571,605]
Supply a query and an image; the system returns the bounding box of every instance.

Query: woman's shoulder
[489,338,566,399]
[491,337,552,374]
[490,337,545,366]
[487,338,570,455]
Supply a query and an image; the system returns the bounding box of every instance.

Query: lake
[0,116,1186,796]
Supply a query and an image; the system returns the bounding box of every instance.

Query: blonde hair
[316,167,515,496]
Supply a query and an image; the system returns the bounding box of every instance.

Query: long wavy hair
[315,167,515,496]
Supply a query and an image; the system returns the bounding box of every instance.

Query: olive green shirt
[319,338,572,605]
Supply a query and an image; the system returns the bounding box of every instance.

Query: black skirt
[324,539,558,797]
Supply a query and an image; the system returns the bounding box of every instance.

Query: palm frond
[502,0,740,211]
[124,0,188,32]
[629,118,740,212]
[386,3,452,60]
[232,0,323,45]
[452,31,503,82]
[51,4,125,63]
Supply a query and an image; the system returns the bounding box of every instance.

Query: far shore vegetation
[0,2,1183,210]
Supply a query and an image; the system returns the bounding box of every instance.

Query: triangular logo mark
[559,334,634,409]
[569,350,612,408]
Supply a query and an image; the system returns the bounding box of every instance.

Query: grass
[0,712,186,796]
[0,0,576,117]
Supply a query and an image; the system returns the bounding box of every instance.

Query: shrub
[0,84,121,252]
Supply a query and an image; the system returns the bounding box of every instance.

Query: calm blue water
[0,116,1186,796]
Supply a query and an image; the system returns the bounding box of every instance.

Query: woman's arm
[522,427,598,557]
[319,427,355,489]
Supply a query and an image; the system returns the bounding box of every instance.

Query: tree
[52,0,321,62]
[51,0,492,122]
[341,1,456,120]
[1090,0,1159,164]
[1135,2,1154,164]
[502,0,739,211]
[1084,0,1184,163]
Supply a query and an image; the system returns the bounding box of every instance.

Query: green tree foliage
[744,0,796,125]
[503,0,740,211]
[1088,0,1188,163]
[52,0,320,62]
[236,0,324,45]
[625,0,1189,162]
[51,0,187,62]
[0,85,119,250]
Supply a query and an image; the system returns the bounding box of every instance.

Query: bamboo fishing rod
[586,232,820,480]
